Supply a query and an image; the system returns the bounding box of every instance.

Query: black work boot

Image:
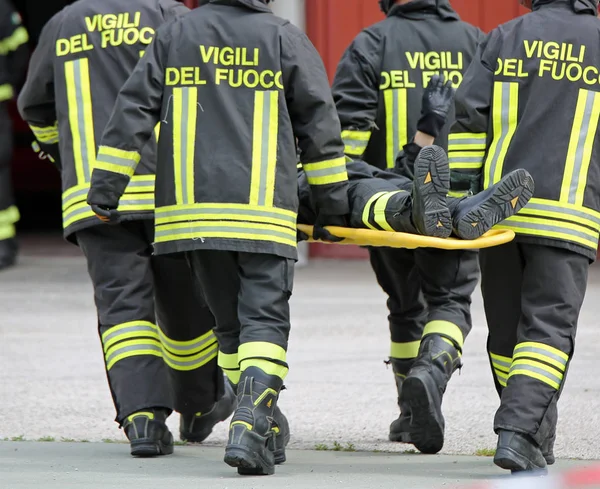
[180,379,236,443]
[494,430,548,474]
[451,169,534,240]
[0,238,18,271]
[224,367,286,476]
[123,408,174,457]
[388,358,414,443]
[411,145,452,238]
[400,335,461,454]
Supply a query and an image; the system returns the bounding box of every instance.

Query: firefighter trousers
[76,220,222,423]
[186,250,294,385]
[480,241,589,446]
[0,105,18,243]
[370,247,479,372]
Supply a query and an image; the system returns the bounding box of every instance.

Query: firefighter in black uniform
[331,0,483,454]
[450,0,599,473]
[17,0,235,457]
[86,0,349,476]
[0,0,28,271]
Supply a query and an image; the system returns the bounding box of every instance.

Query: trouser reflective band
[102,321,163,371]
[238,341,289,381]
[508,342,568,390]
[422,320,464,351]
[160,328,218,371]
[219,351,241,385]
[0,206,19,240]
[490,352,511,387]
[390,341,420,360]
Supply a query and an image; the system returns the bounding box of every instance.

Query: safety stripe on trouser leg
[422,320,464,350]
[102,321,162,371]
[0,205,20,225]
[218,351,241,385]
[0,223,15,240]
[238,342,289,381]
[508,342,568,390]
[159,328,218,371]
[490,352,511,388]
[390,341,420,360]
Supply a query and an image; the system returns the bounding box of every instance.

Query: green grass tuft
[475,448,496,457]
[10,435,25,442]
[37,436,55,442]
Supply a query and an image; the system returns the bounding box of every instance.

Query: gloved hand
[313,213,347,243]
[297,228,309,242]
[90,204,120,224]
[417,74,456,138]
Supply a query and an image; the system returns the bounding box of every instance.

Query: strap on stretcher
[297,225,515,250]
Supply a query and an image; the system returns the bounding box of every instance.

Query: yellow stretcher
[297,224,515,250]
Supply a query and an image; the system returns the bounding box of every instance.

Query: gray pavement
[1,234,600,485]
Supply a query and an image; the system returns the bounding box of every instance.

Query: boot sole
[130,439,174,457]
[455,169,534,240]
[413,146,452,238]
[401,376,444,454]
[494,447,548,474]
[224,445,275,476]
[388,430,412,443]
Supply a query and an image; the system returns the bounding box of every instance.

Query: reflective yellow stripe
[218,351,239,370]
[508,359,563,390]
[448,132,487,146]
[163,342,218,372]
[362,191,387,230]
[0,83,13,101]
[390,341,420,359]
[159,329,216,356]
[493,368,508,386]
[490,352,512,373]
[514,341,568,365]
[65,58,96,184]
[0,26,28,54]
[0,205,19,225]
[484,82,519,188]
[303,157,348,186]
[521,197,600,232]
[62,195,154,228]
[95,145,142,178]
[154,123,161,142]
[250,90,279,206]
[373,191,403,232]
[105,339,163,371]
[0,224,15,240]
[240,358,289,380]
[154,220,297,248]
[30,122,59,144]
[384,89,408,169]
[342,129,371,156]
[422,320,464,349]
[225,370,241,385]
[172,87,198,205]
[561,89,600,206]
[448,151,485,170]
[101,321,159,351]
[238,341,286,363]
[496,214,599,250]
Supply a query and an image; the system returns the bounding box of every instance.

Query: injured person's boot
[494,430,548,474]
[451,169,534,240]
[400,334,461,454]
[123,408,174,457]
[224,367,286,476]
[411,145,452,238]
[388,358,414,443]
[180,379,236,443]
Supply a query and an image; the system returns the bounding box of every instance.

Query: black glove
[313,213,347,243]
[417,74,455,138]
[90,204,120,224]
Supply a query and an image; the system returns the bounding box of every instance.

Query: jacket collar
[532,0,598,15]
[208,0,272,13]
[387,0,459,20]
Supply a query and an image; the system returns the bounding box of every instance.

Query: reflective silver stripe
[155,223,296,240]
[502,219,597,242]
[343,138,368,154]
[73,59,91,182]
[258,90,274,206]
[513,345,567,370]
[160,331,217,355]
[490,356,511,371]
[63,205,93,221]
[448,137,486,146]
[567,90,597,204]
[526,200,600,230]
[102,324,158,346]
[119,198,155,207]
[155,207,296,228]
[448,155,484,164]
[486,82,512,186]
[128,178,155,188]
[180,87,191,204]
[304,166,347,180]
[105,343,162,366]
[96,153,139,171]
[62,188,88,209]
[509,363,563,389]
[164,345,218,370]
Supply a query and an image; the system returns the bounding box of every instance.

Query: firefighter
[85,0,349,476]
[17,0,236,457]
[0,0,28,271]
[299,76,535,240]
[450,0,600,473]
[331,0,483,453]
